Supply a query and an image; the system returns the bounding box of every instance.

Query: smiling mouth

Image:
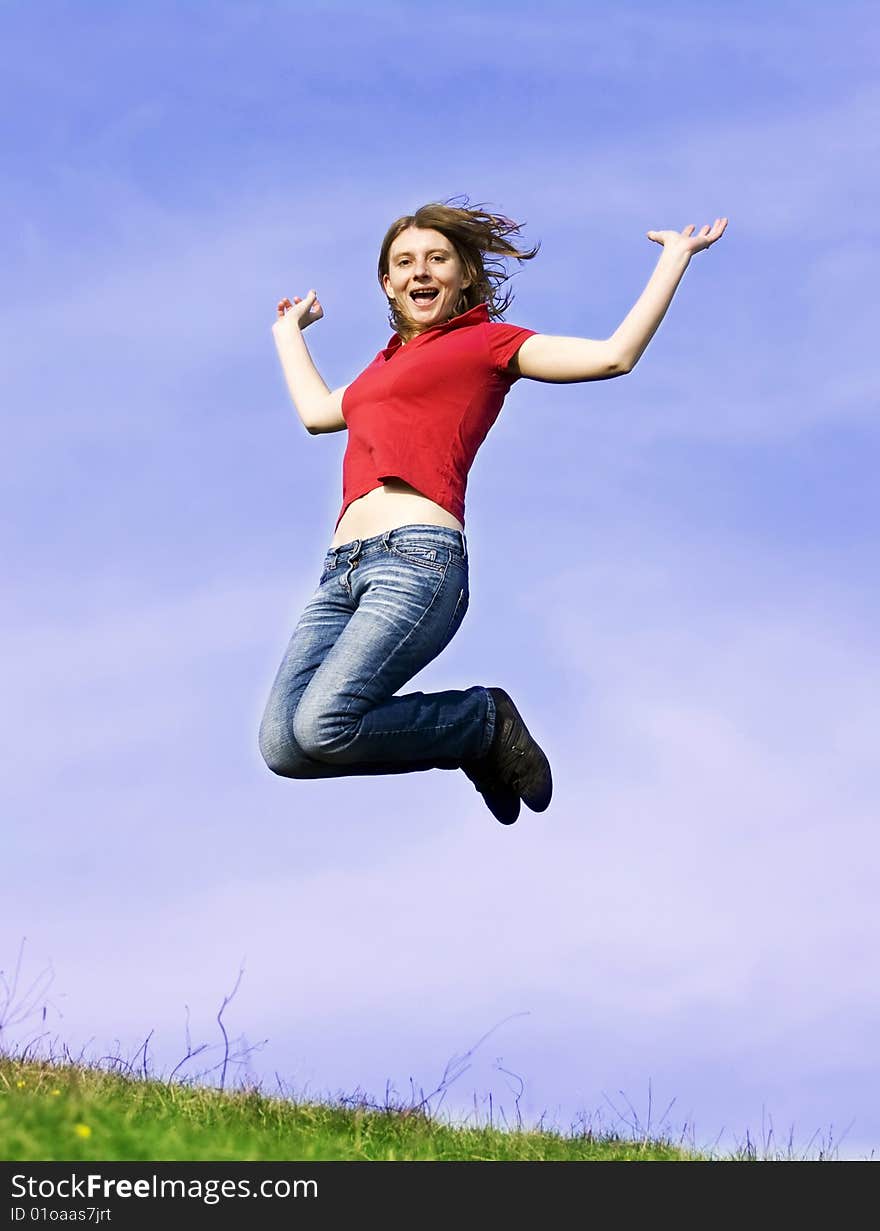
[410,289,440,307]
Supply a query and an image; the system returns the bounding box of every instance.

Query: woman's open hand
[273,290,324,336]
[646,218,728,259]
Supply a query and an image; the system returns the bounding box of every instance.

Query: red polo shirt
[335,301,536,531]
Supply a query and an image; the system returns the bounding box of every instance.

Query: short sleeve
[484,321,538,380]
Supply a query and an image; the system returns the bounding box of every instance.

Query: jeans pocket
[387,541,448,572]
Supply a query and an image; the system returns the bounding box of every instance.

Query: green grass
[1,944,857,1162]
[1,1056,704,1162]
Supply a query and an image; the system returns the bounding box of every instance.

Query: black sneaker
[484,687,552,812]
[461,758,521,825]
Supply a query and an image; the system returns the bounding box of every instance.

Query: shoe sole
[461,760,521,824]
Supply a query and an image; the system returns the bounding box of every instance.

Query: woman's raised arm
[611,219,728,372]
[272,290,345,434]
[512,334,627,383]
[512,219,728,383]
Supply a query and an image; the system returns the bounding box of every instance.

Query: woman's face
[382,226,471,331]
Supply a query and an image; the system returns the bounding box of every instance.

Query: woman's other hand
[646,218,728,258]
[273,290,324,336]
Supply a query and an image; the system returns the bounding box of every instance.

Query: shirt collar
[382,301,489,358]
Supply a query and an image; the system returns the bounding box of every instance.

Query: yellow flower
[51,1089,61,1096]
[74,1123,92,1139]
[15,1080,26,1088]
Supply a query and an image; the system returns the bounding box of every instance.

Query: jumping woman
[259,199,727,825]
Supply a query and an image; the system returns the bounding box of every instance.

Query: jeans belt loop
[459,530,467,559]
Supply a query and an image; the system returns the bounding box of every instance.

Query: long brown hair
[378,195,540,342]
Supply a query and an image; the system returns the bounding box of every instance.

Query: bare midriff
[329,477,464,549]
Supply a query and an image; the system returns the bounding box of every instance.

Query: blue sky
[3,0,879,1157]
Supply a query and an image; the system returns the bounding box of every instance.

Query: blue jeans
[258,525,499,778]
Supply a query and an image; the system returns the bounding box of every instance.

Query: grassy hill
[1,1057,703,1161]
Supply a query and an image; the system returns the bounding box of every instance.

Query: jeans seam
[438,587,466,656]
[481,688,496,757]
[367,721,463,735]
